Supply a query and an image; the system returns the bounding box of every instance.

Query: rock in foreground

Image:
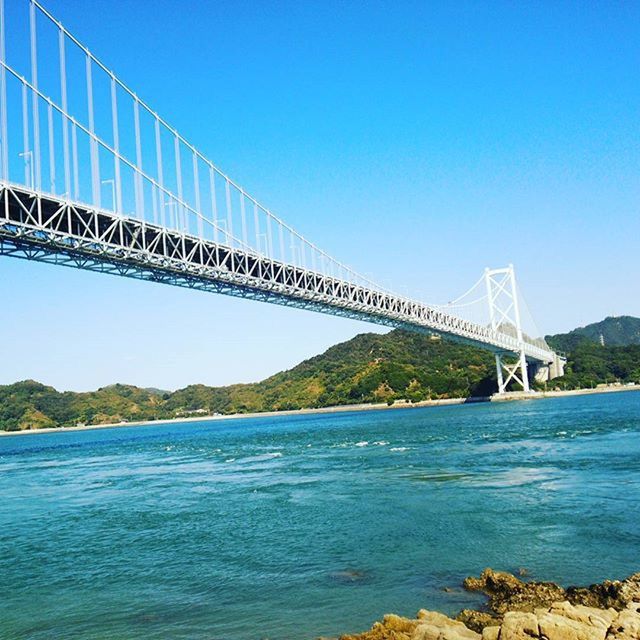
[462,568,566,616]
[338,570,640,640]
[340,602,640,640]
[462,568,640,618]
[339,610,481,640]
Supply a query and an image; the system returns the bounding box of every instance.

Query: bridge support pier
[495,352,530,394]
[530,355,567,385]
[495,355,505,392]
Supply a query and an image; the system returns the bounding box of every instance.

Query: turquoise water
[1,392,639,640]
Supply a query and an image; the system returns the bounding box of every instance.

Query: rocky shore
[338,569,640,640]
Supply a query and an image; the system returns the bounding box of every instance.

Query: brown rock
[338,572,640,640]
[382,614,418,635]
[414,625,479,640]
[417,611,453,623]
[456,610,501,633]
[548,601,617,630]
[618,575,640,604]
[413,612,480,640]
[568,574,640,612]
[537,609,606,640]
[462,568,566,615]
[341,610,480,640]
[606,602,640,640]
[481,627,500,640]
[463,569,524,601]
[500,611,539,639]
[340,613,418,640]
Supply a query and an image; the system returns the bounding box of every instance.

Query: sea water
[1,391,639,639]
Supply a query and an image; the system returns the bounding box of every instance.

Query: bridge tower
[484,265,530,394]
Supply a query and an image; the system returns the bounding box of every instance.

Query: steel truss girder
[0,183,556,363]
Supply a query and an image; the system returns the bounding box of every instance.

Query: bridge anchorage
[0,0,564,395]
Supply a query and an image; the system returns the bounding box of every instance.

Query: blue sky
[1,0,638,391]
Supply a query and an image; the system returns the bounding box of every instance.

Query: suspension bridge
[0,0,564,394]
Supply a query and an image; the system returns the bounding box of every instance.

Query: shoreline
[1,384,638,437]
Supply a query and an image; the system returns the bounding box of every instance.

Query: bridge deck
[0,183,554,363]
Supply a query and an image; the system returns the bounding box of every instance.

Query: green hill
[166,331,498,415]
[546,316,640,352]
[0,380,167,431]
[0,332,498,431]
[2,318,639,431]
[544,341,640,390]
[541,316,640,389]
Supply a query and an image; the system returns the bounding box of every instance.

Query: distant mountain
[546,316,640,352]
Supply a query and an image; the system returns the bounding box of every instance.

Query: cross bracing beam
[0,183,556,364]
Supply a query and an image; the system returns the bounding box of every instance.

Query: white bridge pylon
[485,266,531,393]
[0,0,561,393]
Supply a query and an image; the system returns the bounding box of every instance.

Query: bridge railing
[0,179,555,365]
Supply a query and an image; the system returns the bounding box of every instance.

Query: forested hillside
[545,317,640,389]
[546,316,640,352]
[2,317,639,431]
[0,332,497,431]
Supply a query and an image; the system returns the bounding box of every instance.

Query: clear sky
[1,0,638,392]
